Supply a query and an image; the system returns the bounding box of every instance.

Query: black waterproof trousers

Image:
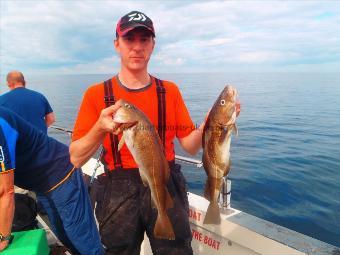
[92,162,193,255]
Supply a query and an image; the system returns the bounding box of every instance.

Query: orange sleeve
[72,84,102,141]
[174,86,195,138]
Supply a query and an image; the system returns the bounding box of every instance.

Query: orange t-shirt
[72,75,195,170]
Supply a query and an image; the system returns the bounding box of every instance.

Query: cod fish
[112,99,175,240]
[202,85,238,224]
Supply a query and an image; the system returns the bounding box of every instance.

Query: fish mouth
[217,121,238,135]
[225,109,237,125]
[112,121,138,135]
[217,110,236,128]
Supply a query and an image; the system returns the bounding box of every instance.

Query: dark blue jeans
[37,169,104,255]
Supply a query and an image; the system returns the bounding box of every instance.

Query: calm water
[1,72,339,247]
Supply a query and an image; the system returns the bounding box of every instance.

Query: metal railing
[50,125,203,168]
[50,125,73,137]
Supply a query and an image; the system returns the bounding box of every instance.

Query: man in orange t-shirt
[70,11,205,255]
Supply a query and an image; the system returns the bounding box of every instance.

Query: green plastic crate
[1,229,49,255]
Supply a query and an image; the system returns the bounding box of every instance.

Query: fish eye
[124,103,131,108]
[220,99,226,106]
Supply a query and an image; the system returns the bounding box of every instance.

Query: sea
[1,72,339,247]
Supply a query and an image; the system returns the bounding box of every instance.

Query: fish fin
[204,179,211,201]
[165,188,174,209]
[154,213,175,240]
[223,160,231,176]
[203,202,221,224]
[233,124,238,136]
[117,133,125,151]
[112,125,123,135]
[139,170,149,187]
[150,198,157,209]
[218,128,228,145]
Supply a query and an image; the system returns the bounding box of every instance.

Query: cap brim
[118,24,155,37]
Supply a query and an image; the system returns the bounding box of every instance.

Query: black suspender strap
[102,77,166,168]
[103,78,122,170]
[155,78,166,150]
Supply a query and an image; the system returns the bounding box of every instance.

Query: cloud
[52,56,117,75]
[1,1,340,74]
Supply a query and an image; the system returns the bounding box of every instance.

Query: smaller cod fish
[112,99,175,240]
[202,85,238,224]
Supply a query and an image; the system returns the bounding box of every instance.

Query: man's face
[114,28,155,72]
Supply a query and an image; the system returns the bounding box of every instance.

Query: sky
[0,0,340,75]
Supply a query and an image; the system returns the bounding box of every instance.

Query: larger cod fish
[202,85,238,224]
[112,99,175,240]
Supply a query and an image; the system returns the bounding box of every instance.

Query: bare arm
[178,122,205,156]
[69,104,121,168]
[0,171,15,252]
[45,112,55,127]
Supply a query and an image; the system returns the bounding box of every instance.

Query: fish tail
[165,188,174,209]
[203,202,221,224]
[154,212,175,240]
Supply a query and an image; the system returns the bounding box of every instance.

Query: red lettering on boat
[189,208,202,221]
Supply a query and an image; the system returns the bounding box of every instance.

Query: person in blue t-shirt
[0,71,55,134]
[0,107,103,254]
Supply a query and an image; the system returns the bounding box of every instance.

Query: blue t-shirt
[0,87,53,134]
[0,107,73,193]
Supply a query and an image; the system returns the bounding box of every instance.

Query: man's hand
[69,101,123,168]
[0,240,9,251]
[97,102,122,134]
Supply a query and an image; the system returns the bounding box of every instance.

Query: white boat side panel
[191,224,260,255]
[188,193,306,255]
[141,226,260,255]
[228,212,340,255]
